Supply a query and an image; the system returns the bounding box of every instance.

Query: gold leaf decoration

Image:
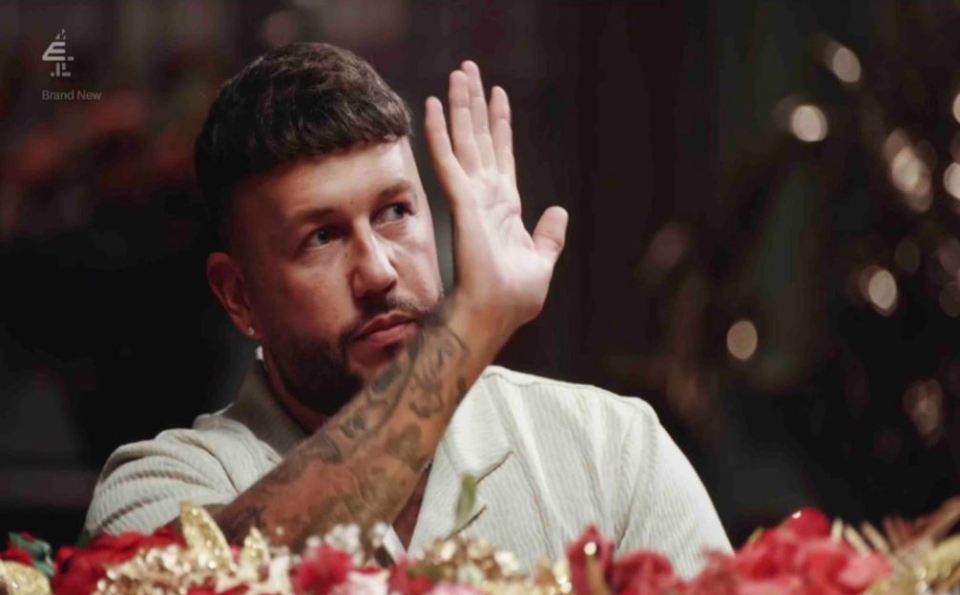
[179,501,235,572]
[924,534,960,589]
[238,526,271,569]
[0,559,52,595]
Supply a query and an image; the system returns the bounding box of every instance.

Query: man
[85,42,730,576]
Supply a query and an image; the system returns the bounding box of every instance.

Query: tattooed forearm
[212,296,490,548]
[304,431,344,464]
[408,331,464,418]
[329,313,467,457]
[334,341,417,445]
[384,423,427,471]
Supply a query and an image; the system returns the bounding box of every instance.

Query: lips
[352,313,418,350]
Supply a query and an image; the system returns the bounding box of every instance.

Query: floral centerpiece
[1,497,958,594]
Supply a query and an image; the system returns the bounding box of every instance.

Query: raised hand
[425,61,568,339]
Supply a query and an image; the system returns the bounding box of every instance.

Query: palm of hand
[425,61,567,329]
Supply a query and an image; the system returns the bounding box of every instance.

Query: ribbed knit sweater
[85,364,731,577]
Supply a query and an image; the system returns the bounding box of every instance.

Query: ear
[207,251,260,340]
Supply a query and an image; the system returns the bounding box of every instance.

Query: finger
[489,86,515,184]
[424,96,468,201]
[449,70,481,173]
[462,60,495,168]
[532,206,568,266]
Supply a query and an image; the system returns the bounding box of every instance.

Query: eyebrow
[374,180,415,203]
[286,180,415,228]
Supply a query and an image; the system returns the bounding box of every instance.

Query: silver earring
[247,326,256,336]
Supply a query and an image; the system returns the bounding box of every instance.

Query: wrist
[442,290,516,359]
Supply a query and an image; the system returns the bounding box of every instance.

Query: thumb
[532,206,568,265]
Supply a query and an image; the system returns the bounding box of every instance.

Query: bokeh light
[726,319,759,362]
[937,238,960,278]
[944,162,960,200]
[858,266,898,315]
[883,130,932,212]
[824,41,862,84]
[902,379,944,442]
[894,238,921,274]
[939,282,960,317]
[789,104,828,142]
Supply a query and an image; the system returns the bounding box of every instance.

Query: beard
[270,293,439,418]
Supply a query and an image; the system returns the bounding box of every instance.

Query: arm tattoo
[408,329,465,418]
[384,423,427,471]
[214,299,472,546]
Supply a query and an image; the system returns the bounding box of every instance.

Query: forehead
[233,139,419,231]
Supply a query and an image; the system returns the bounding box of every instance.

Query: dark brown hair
[194,42,412,250]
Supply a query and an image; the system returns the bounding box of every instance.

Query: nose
[349,226,398,301]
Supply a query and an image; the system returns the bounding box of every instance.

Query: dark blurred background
[1,0,958,548]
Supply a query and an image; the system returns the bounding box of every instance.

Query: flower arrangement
[1,501,957,594]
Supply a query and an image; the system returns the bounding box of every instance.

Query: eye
[312,227,335,246]
[380,203,411,223]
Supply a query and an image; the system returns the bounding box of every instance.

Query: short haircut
[194,42,412,250]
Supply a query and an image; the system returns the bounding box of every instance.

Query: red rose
[0,544,35,566]
[292,543,353,595]
[796,539,851,585]
[52,526,183,595]
[733,528,801,579]
[781,508,830,539]
[683,551,742,595]
[566,526,614,595]
[721,519,891,594]
[611,550,686,594]
[387,557,435,595]
[677,508,892,595]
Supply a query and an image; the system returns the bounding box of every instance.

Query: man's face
[230,138,443,415]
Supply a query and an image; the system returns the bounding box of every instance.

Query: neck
[259,348,328,433]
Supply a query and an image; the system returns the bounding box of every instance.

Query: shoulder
[98,415,263,477]
[86,413,274,535]
[469,365,661,436]
[98,408,282,493]
[449,365,664,472]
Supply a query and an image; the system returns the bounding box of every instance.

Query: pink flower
[835,552,891,592]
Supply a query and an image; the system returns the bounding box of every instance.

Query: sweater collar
[221,359,307,457]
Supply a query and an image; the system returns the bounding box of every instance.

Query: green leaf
[8,533,55,578]
[408,562,445,583]
[454,473,478,531]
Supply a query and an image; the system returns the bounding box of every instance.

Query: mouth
[351,312,418,349]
